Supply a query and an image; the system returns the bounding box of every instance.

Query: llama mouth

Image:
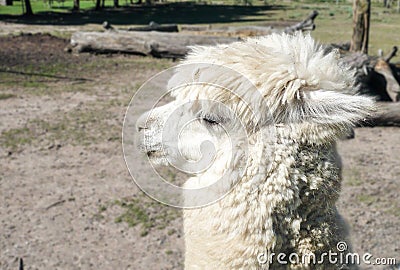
[147,150,164,158]
[146,150,169,166]
[136,139,167,163]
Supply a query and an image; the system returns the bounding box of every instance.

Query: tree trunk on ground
[23,0,33,15]
[73,0,79,11]
[370,102,400,126]
[113,0,119,7]
[337,45,400,102]
[127,22,179,32]
[104,11,318,35]
[284,10,318,33]
[70,31,240,58]
[72,11,319,58]
[374,59,400,101]
[350,0,371,54]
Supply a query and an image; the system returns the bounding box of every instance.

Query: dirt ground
[0,27,399,270]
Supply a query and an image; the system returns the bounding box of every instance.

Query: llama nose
[136,111,150,132]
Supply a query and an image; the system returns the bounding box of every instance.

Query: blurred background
[0,0,399,269]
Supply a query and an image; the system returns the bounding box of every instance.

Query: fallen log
[370,102,400,126]
[374,59,400,101]
[284,10,318,33]
[384,45,398,62]
[126,21,179,32]
[192,10,318,36]
[102,10,319,37]
[71,10,318,57]
[338,49,400,101]
[70,31,240,58]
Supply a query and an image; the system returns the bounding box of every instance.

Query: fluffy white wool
[139,33,376,269]
[180,34,374,269]
[170,33,375,136]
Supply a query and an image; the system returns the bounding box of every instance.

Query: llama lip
[145,148,167,161]
[146,150,168,166]
[147,150,162,158]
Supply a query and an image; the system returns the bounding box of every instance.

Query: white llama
[136,33,375,269]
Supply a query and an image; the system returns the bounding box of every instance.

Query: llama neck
[183,127,341,269]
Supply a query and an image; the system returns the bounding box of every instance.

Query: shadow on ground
[0,2,285,25]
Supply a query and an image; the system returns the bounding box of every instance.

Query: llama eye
[203,117,219,125]
[199,112,222,126]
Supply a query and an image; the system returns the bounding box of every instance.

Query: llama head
[135,33,375,185]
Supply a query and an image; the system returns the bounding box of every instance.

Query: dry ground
[0,30,399,270]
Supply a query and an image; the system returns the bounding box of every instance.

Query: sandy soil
[0,28,398,270]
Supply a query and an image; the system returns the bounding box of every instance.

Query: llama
[136,33,375,269]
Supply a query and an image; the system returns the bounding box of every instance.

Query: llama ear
[296,90,376,128]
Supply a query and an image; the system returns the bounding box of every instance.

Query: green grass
[4,1,398,59]
[113,196,180,237]
[356,194,378,205]
[0,93,15,100]
[0,1,275,25]
[308,2,400,57]
[386,205,400,217]
[0,54,172,98]
[0,103,120,151]
[0,127,33,150]
[1,1,399,59]
[0,0,119,16]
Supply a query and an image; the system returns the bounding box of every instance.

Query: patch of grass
[0,93,16,100]
[0,54,173,97]
[99,204,107,212]
[165,250,173,255]
[0,0,120,16]
[37,107,114,146]
[0,127,33,150]
[93,203,108,220]
[155,166,187,187]
[47,30,74,40]
[0,2,275,25]
[22,81,48,88]
[0,1,399,62]
[0,102,119,151]
[356,194,377,205]
[0,75,49,92]
[114,196,180,237]
[288,12,302,19]
[386,205,400,217]
[80,56,172,75]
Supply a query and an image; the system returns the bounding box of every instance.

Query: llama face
[136,96,248,175]
[135,62,269,176]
